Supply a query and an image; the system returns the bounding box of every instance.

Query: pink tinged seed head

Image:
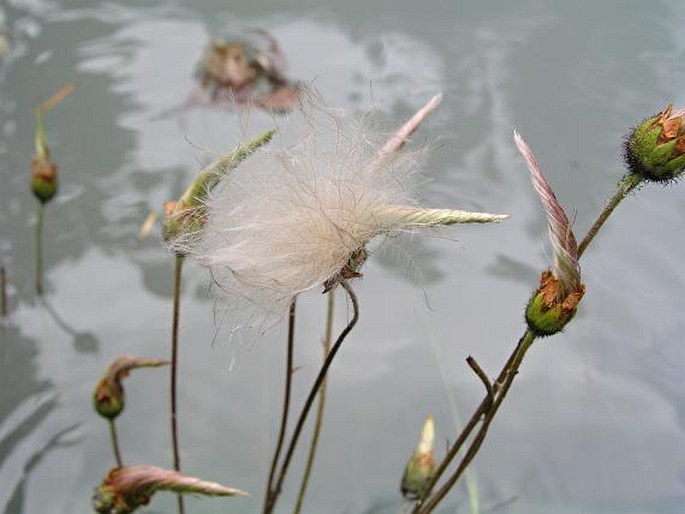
[514,130,580,297]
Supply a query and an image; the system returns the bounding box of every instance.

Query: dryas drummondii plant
[409,132,581,512]
[30,83,76,295]
[168,92,509,513]
[410,107,685,512]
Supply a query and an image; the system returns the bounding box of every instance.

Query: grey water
[1,0,685,513]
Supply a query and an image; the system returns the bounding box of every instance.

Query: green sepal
[31,176,57,203]
[525,290,577,337]
[644,139,677,171]
[401,456,436,501]
[93,380,124,419]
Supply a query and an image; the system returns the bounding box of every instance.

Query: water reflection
[0,323,80,513]
[1,1,685,513]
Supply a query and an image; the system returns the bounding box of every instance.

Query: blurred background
[1,0,685,512]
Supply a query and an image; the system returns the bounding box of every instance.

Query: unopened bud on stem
[401,415,437,501]
[625,104,685,182]
[93,465,247,514]
[93,355,169,419]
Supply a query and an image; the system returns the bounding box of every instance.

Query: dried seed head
[514,131,585,336]
[172,94,508,330]
[93,465,247,514]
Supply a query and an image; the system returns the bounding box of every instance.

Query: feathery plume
[93,465,246,513]
[171,94,508,327]
[514,131,584,336]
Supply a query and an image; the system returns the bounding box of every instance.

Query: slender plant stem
[264,280,359,514]
[264,299,297,507]
[35,202,45,295]
[292,289,336,514]
[578,172,642,257]
[170,253,185,514]
[1,266,6,318]
[415,331,536,514]
[108,419,123,468]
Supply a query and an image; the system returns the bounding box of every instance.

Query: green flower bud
[624,104,685,182]
[93,355,169,420]
[401,416,437,501]
[162,129,276,248]
[525,271,585,337]
[31,159,58,203]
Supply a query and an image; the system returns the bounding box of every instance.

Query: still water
[1,0,685,513]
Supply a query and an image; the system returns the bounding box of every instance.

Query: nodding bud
[93,355,169,419]
[624,104,685,182]
[162,129,276,244]
[401,415,437,501]
[30,84,75,204]
[93,465,247,514]
[31,107,57,204]
[514,131,585,336]
[31,158,58,203]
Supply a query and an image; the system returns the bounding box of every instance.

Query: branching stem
[264,281,358,514]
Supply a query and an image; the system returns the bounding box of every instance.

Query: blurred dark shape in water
[191,28,301,113]
[40,297,99,354]
[0,323,81,513]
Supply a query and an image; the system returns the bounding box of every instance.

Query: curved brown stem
[264,280,358,514]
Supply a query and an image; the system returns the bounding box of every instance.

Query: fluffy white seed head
[171,94,507,330]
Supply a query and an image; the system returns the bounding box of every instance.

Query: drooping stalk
[170,253,185,514]
[35,202,45,295]
[264,280,358,514]
[293,289,336,514]
[264,299,297,507]
[108,419,124,468]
